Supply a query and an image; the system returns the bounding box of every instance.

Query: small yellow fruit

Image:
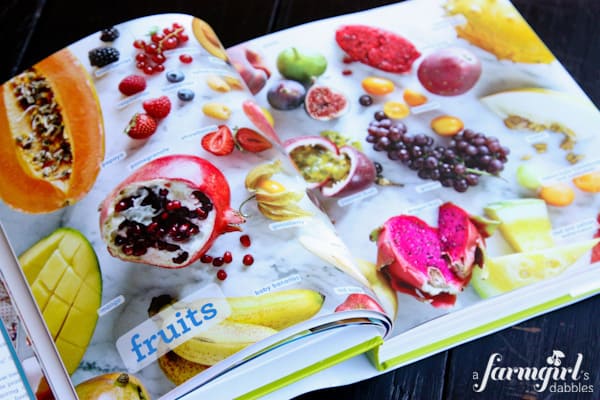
[362,77,395,96]
[257,178,286,194]
[206,75,231,92]
[202,102,231,120]
[383,101,410,119]
[430,115,464,136]
[538,182,575,206]
[403,88,428,106]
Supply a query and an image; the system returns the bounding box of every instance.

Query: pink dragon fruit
[372,202,485,307]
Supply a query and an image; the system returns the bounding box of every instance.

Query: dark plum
[267,79,306,110]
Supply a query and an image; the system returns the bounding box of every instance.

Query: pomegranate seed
[223,251,233,264]
[242,254,254,266]
[240,234,251,248]
[216,270,227,280]
[213,257,224,267]
[179,54,193,64]
[166,200,181,210]
[342,55,354,64]
[200,254,213,263]
[342,69,353,76]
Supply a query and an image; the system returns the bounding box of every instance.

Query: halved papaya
[0,47,104,213]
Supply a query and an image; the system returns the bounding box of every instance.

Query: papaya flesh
[0,47,104,213]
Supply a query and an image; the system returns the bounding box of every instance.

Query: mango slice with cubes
[19,227,102,374]
[472,239,599,298]
[484,198,554,252]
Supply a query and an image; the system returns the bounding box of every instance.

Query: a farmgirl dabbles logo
[473,350,594,394]
[116,284,230,372]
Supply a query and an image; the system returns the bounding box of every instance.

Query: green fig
[276,47,327,83]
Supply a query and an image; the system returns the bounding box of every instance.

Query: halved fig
[99,155,244,269]
[305,85,349,121]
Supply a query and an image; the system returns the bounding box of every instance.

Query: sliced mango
[19,227,102,374]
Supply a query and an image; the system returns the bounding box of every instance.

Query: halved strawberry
[234,127,273,153]
[201,125,234,156]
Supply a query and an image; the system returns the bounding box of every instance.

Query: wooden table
[1,1,598,399]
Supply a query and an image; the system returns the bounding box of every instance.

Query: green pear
[276,47,327,83]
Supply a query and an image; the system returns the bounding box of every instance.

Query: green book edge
[235,335,384,400]
[369,289,599,371]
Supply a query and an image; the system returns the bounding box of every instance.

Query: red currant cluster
[133,22,190,75]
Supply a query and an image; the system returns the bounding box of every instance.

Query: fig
[267,79,306,110]
[304,85,349,121]
[417,47,482,96]
[99,155,244,269]
[276,47,327,83]
[285,136,376,197]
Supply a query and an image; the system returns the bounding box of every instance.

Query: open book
[0,0,599,398]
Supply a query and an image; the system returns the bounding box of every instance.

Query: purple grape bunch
[366,111,509,192]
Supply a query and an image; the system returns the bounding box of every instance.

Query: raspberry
[88,47,120,67]
[118,75,147,96]
[100,27,120,42]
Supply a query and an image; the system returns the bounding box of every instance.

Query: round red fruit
[200,254,213,263]
[223,251,233,263]
[243,254,254,266]
[216,270,227,280]
[240,234,251,247]
[179,54,193,64]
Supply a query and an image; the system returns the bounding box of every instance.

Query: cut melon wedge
[19,228,102,374]
[472,238,599,298]
[481,89,600,141]
[484,198,554,252]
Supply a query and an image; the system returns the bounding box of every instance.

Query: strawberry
[234,127,273,153]
[125,113,157,139]
[118,75,147,96]
[143,95,172,119]
[201,125,234,156]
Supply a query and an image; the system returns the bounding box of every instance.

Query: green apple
[484,198,554,252]
[472,238,599,298]
[276,47,327,83]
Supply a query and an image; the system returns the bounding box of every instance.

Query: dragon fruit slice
[438,202,485,280]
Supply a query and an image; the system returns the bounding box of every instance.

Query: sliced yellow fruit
[19,227,102,374]
[444,0,554,63]
[472,239,599,298]
[484,199,554,252]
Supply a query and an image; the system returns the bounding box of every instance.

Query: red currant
[152,53,166,64]
[144,65,155,75]
[242,254,254,266]
[200,254,213,263]
[135,53,147,62]
[240,234,251,248]
[163,27,173,34]
[223,251,233,264]
[136,61,146,70]
[163,36,179,50]
[133,39,146,49]
[216,269,227,280]
[178,33,189,43]
[179,54,193,64]
[172,22,183,29]
[151,33,164,43]
[154,64,165,73]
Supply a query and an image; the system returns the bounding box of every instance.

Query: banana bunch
[245,160,313,221]
[154,289,324,385]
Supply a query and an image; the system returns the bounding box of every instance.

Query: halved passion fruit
[284,136,376,197]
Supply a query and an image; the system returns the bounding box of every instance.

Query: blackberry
[100,27,120,42]
[88,47,120,67]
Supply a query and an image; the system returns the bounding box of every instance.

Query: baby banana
[173,320,277,365]
[227,289,324,330]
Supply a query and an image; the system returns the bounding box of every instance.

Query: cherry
[242,254,254,266]
[216,269,227,280]
[240,234,251,248]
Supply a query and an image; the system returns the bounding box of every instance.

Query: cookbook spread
[0,0,599,399]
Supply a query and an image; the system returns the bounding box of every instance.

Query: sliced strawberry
[143,95,172,119]
[234,127,273,153]
[201,125,234,156]
[125,113,157,139]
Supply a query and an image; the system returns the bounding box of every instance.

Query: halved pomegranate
[284,136,376,197]
[99,155,244,268]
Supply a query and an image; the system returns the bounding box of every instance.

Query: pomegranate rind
[99,155,244,268]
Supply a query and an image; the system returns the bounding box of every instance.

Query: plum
[267,79,306,110]
[417,47,482,96]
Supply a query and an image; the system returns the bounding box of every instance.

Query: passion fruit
[284,136,375,197]
[304,85,349,121]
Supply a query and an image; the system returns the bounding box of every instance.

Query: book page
[229,0,600,340]
[0,13,390,399]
